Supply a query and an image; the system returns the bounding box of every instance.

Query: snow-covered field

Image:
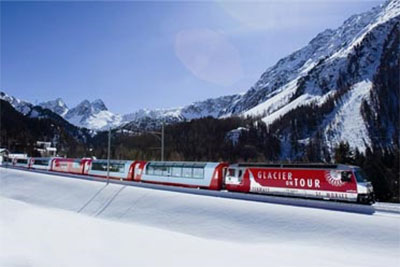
[1,168,399,267]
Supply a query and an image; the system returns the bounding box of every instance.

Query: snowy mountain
[0,91,241,132]
[0,92,122,131]
[63,99,123,130]
[121,94,240,132]
[2,0,398,156]
[39,98,69,117]
[123,0,399,154]
[0,92,34,115]
[220,0,400,156]
[0,92,62,120]
[0,95,93,150]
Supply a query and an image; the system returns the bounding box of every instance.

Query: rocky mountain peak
[91,99,107,112]
[39,98,69,116]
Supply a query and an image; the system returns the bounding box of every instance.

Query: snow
[332,0,399,60]
[0,91,33,115]
[235,1,399,157]
[39,98,69,117]
[123,107,183,122]
[243,79,299,119]
[324,80,372,152]
[63,99,124,130]
[226,127,249,145]
[85,110,123,130]
[1,168,399,267]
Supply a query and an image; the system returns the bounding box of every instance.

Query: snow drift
[0,168,399,266]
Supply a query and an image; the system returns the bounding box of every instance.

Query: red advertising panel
[52,158,84,174]
[248,168,357,193]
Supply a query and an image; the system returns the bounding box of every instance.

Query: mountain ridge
[1,0,398,158]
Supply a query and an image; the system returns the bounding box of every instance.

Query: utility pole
[161,122,164,161]
[149,122,165,161]
[107,127,111,184]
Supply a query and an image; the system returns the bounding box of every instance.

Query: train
[2,156,375,204]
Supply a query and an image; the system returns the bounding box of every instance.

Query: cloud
[174,28,243,86]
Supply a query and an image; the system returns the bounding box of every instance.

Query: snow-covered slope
[0,92,123,131]
[1,90,240,131]
[120,94,240,132]
[228,0,399,154]
[1,168,399,266]
[228,0,398,116]
[121,0,399,148]
[63,99,123,130]
[0,91,33,115]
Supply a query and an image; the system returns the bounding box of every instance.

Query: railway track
[2,166,398,215]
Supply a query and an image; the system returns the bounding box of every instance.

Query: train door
[50,158,59,171]
[210,163,228,190]
[82,159,92,175]
[132,161,146,182]
[221,165,229,189]
[127,162,136,181]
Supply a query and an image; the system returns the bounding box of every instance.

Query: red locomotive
[224,163,374,204]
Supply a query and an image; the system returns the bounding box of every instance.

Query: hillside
[0,99,92,156]
[120,0,399,158]
[228,0,399,158]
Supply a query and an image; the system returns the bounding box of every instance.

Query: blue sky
[1,0,383,114]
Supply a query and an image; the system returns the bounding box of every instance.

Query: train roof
[147,161,209,168]
[235,162,358,170]
[92,159,133,164]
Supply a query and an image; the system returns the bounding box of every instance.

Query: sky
[1,0,384,114]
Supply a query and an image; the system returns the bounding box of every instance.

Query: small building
[0,148,9,163]
[35,141,57,157]
[9,153,28,159]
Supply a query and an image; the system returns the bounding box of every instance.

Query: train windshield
[354,169,368,183]
[227,168,236,177]
[227,168,243,178]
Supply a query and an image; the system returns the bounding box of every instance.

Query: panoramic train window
[34,159,49,166]
[162,167,171,176]
[146,162,206,179]
[182,167,192,178]
[92,162,105,171]
[172,167,182,177]
[146,165,154,175]
[16,159,28,164]
[110,163,125,172]
[92,162,125,173]
[192,168,204,179]
[154,166,163,176]
[146,165,167,176]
